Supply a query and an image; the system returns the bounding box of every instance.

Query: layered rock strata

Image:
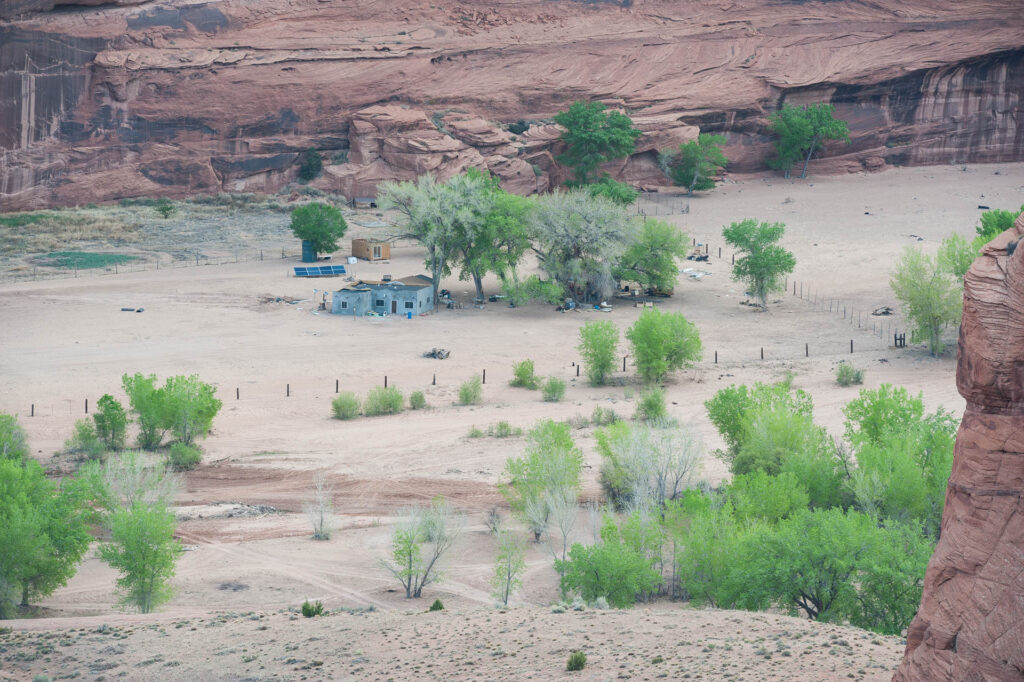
[894,213,1024,681]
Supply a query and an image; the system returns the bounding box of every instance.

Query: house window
[372,245,382,259]
[375,299,385,307]
[405,301,414,309]
[340,301,348,309]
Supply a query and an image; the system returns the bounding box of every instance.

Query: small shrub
[468,426,486,438]
[542,376,567,402]
[64,419,105,460]
[429,599,444,612]
[510,359,540,390]
[364,386,403,416]
[168,442,202,471]
[567,650,587,671]
[154,198,175,219]
[485,507,502,534]
[551,603,567,614]
[571,596,586,611]
[634,387,667,421]
[331,392,360,420]
[591,406,620,426]
[297,148,323,182]
[836,362,865,387]
[93,394,128,450]
[592,596,610,610]
[459,376,483,405]
[489,421,522,438]
[409,391,427,410]
[301,599,324,617]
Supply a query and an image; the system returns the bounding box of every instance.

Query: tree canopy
[289,202,347,256]
[659,133,728,196]
[767,103,849,179]
[614,218,687,294]
[723,219,796,309]
[554,101,642,185]
[890,247,962,356]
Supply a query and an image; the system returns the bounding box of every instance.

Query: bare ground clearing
[1,164,1022,680]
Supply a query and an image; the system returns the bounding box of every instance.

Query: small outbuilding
[352,238,390,261]
[331,275,433,316]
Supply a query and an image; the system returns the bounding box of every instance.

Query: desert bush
[64,419,105,460]
[542,376,567,402]
[167,443,202,471]
[364,386,403,416]
[490,421,521,438]
[304,472,334,541]
[93,394,128,451]
[301,599,324,617]
[591,596,610,610]
[626,308,702,384]
[468,426,486,438]
[331,392,360,420]
[510,359,540,389]
[409,391,427,410]
[590,406,620,426]
[634,387,667,421]
[459,376,484,405]
[596,421,701,510]
[429,599,445,612]
[485,507,502,534]
[578,321,619,386]
[835,362,864,387]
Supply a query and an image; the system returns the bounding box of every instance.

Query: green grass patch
[39,251,138,269]
[0,212,60,228]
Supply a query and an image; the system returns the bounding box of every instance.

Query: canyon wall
[1,0,1023,210]
[894,215,1024,682]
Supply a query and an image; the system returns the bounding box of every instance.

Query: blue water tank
[301,240,317,263]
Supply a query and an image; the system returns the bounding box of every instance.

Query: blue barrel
[407,311,412,319]
[301,240,317,263]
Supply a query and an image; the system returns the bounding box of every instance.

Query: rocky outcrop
[894,213,1024,681]
[1,0,1024,209]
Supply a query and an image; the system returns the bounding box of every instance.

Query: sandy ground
[1,163,1023,679]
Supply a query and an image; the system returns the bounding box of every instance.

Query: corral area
[1,163,1022,680]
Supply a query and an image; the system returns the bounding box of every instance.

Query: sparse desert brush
[459,376,483,405]
[301,599,324,617]
[591,596,610,610]
[485,507,502,534]
[542,376,566,402]
[836,361,865,386]
[567,650,587,671]
[468,426,486,438]
[634,386,667,421]
[489,421,521,438]
[591,406,619,426]
[409,391,427,410]
[331,392,360,420]
[364,386,403,416]
[429,599,444,612]
[168,442,202,471]
[510,359,540,389]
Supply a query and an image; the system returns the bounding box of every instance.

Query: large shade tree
[554,101,642,185]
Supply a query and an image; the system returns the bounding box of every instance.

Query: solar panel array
[293,265,348,277]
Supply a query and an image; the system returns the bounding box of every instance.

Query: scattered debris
[872,306,894,316]
[423,347,450,359]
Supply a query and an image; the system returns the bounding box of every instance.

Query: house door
[391,300,397,314]
[372,245,382,259]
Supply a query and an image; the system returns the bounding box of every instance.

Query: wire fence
[0,248,303,285]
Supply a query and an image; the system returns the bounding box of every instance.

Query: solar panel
[294,267,308,277]
[330,265,347,275]
[294,265,346,277]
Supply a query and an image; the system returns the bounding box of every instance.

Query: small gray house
[331,275,433,316]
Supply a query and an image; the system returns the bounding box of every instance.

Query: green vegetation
[890,247,963,356]
[167,443,202,471]
[154,198,175,219]
[767,103,850,179]
[93,395,128,451]
[491,530,527,606]
[723,219,796,309]
[658,133,728,196]
[331,392,361,420]
[510,359,540,390]
[39,251,137,269]
[587,177,639,205]
[429,598,445,612]
[542,376,567,402]
[121,373,221,449]
[614,219,688,294]
[835,361,865,387]
[937,233,977,279]
[975,204,1023,242]
[289,202,348,258]
[567,651,588,672]
[297,148,323,183]
[382,499,462,598]
[409,391,428,410]
[458,376,484,405]
[0,414,29,464]
[596,421,700,510]
[633,386,667,422]
[554,101,642,185]
[578,321,619,386]
[626,308,702,384]
[364,386,404,416]
[98,500,182,614]
[301,599,325,617]
[63,419,105,461]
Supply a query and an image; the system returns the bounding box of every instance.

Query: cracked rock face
[894,213,1024,681]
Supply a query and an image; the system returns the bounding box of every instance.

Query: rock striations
[894,213,1024,681]
[1,0,1024,209]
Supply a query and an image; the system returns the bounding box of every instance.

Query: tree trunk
[800,135,820,179]
[472,273,485,303]
[21,584,28,607]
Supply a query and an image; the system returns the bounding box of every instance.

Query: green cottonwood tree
[614,219,688,294]
[554,101,642,185]
[723,219,796,309]
[659,133,728,196]
[890,247,963,356]
[98,501,182,613]
[767,103,849,179]
[289,202,347,258]
[625,307,702,384]
[577,320,619,386]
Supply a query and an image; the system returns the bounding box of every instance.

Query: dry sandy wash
[1,163,1023,680]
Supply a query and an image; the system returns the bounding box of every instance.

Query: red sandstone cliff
[2,0,1024,210]
[894,214,1024,681]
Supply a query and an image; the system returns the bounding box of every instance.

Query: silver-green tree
[890,247,963,356]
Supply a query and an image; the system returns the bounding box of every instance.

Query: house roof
[336,275,431,293]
